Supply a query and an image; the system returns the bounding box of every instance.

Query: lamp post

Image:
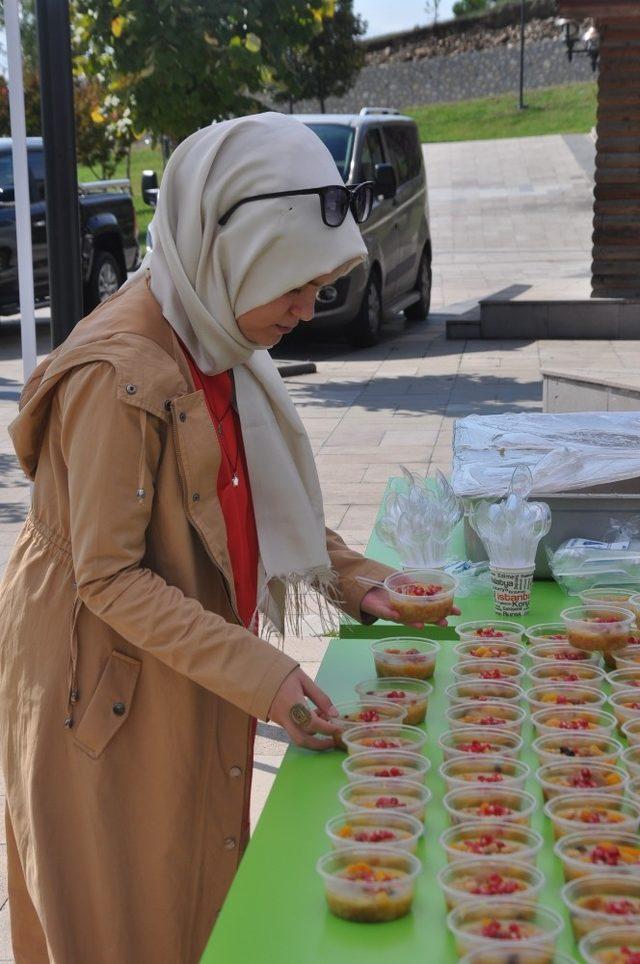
[557,17,600,71]
[518,0,527,110]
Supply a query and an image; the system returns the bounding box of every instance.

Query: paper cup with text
[490,565,534,617]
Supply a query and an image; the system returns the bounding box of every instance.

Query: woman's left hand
[361,586,461,628]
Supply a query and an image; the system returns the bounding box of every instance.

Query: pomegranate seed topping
[603,899,637,915]
[591,615,622,624]
[353,829,396,843]
[357,709,381,723]
[475,628,506,638]
[621,950,640,963]
[477,773,504,783]
[558,719,590,730]
[570,768,598,788]
[384,690,407,700]
[480,669,505,680]
[373,767,404,778]
[471,873,520,896]
[459,740,493,753]
[477,716,506,726]
[590,844,622,866]
[375,796,404,808]
[480,920,523,940]
[476,802,510,817]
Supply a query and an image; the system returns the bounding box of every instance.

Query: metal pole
[5,0,38,382]
[35,0,84,348]
[518,0,527,110]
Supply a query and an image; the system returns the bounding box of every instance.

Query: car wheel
[85,250,124,312]
[405,247,432,322]
[347,272,382,348]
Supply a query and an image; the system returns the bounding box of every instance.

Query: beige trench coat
[0,277,390,963]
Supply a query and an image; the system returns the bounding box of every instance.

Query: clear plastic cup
[608,667,640,693]
[324,808,423,852]
[452,659,526,683]
[528,642,602,666]
[526,684,606,714]
[555,830,640,880]
[609,689,640,729]
[615,646,640,669]
[628,776,640,808]
[439,821,543,866]
[316,846,421,923]
[532,733,623,768]
[455,620,525,644]
[338,778,431,822]
[624,719,640,747]
[446,702,526,735]
[561,605,636,653]
[343,723,428,756]
[437,858,545,910]
[446,900,564,957]
[580,587,639,608]
[629,592,640,624]
[371,637,440,680]
[445,680,525,707]
[454,639,526,663]
[544,792,640,839]
[342,750,430,785]
[383,569,456,624]
[439,756,531,793]
[330,699,407,751]
[527,662,606,687]
[562,873,640,940]
[460,948,575,964]
[354,677,431,726]
[443,786,537,827]
[525,623,571,646]
[579,925,640,964]
[622,745,640,779]
[531,706,617,739]
[438,727,523,762]
[535,760,628,801]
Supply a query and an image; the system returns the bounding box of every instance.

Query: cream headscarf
[133,112,367,635]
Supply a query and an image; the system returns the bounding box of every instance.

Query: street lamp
[556,18,600,71]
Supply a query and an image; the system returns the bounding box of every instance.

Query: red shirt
[181,350,259,629]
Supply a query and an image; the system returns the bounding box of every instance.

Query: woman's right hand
[268,668,342,751]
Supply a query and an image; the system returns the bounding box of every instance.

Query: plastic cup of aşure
[554,830,640,881]
[325,808,423,853]
[445,680,525,707]
[622,745,640,779]
[316,846,421,923]
[532,733,623,768]
[446,899,564,957]
[608,667,640,693]
[445,701,527,735]
[443,786,537,827]
[623,718,640,747]
[330,699,407,751]
[371,637,440,680]
[452,658,526,683]
[535,760,628,801]
[437,857,545,910]
[615,645,640,669]
[627,775,640,808]
[526,683,607,714]
[609,689,640,728]
[383,568,456,624]
[339,777,431,822]
[460,947,575,964]
[453,639,527,664]
[531,706,617,739]
[579,925,640,964]
[342,750,430,785]
[343,723,428,756]
[544,792,640,840]
[527,662,606,687]
[562,873,640,940]
[439,756,530,793]
[580,587,639,608]
[439,821,543,866]
[354,677,431,727]
[561,605,636,653]
[438,727,523,762]
[525,623,571,646]
[455,620,525,644]
[527,641,602,666]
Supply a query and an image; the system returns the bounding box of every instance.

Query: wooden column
[558,0,640,299]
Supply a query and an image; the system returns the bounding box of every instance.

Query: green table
[202,489,589,963]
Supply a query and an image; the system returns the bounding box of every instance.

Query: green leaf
[228,35,242,48]
[244,32,261,53]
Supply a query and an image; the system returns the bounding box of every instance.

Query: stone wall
[290,38,596,114]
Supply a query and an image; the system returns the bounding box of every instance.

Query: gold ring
[289,702,312,729]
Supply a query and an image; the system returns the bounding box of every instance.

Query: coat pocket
[73,650,141,759]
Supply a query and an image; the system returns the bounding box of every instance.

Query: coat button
[192,492,200,502]
[229,766,242,778]
[125,384,137,395]
[164,399,172,412]
[112,701,126,716]
[224,837,237,850]
[179,412,187,422]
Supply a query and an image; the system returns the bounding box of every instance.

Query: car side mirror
[0,186,15,204]
[374,163,396,200]
[141,169,159,208]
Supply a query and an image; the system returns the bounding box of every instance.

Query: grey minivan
[294,108,432,346]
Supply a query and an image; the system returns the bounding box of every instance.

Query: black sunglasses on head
[218,181,374,228]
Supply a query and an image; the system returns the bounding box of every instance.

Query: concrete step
[543,367,640,412]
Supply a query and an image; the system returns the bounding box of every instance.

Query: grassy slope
[404,81,597,143]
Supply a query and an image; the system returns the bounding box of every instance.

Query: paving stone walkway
[0,132,628,955]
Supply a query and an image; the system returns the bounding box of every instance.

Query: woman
[0,113,449,963]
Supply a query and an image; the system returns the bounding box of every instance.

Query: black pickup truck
[0,136,139,315]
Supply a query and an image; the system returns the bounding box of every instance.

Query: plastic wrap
[452,412,640,498]
[548,516,640,593]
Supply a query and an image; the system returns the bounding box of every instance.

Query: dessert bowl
[608,668,640,693]
[460,948,574,964]
[609,690,640,729]
[437,858,545,910]
[443,786,537,827]
[526,683,606,714]
[531,707,617,739]
[331,699,407,750]
[354,677,431,726]
[439,756,530,793]
[438,727,523,762]
[383,569,456,624]
[455,620,525,644]
[561,605,636,654]
[624,719,640,747]
[325,809,423,853]
[446,899,564,957]
[555,830,640,880]
[579,925,640,964]
[445,680,525,707]
[525,623,571,646]
[439,821,543,865]
[535,760,628,801]
[621,746,640,780]
[528,662,606,687]
[562,873,640,940]
[343,723,428,756]
[445,701,526,735]
[452,658,526,683]
[544,792,640,839]
[532,733,623,768]
[317,846,421,923]
[371,637,439,680]
[528,642,602,666]
[342,750,430,785]
[339,777,431,821]
[453,639,526,663]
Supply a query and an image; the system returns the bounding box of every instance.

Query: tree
[452,0,490,16]
[425,0,442,25]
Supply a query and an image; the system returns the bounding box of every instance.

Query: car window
[357,129,385,183]
[304,123,354,182]
[28,149,46,201]
[0,152,14,193]
[384,125,422,185]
